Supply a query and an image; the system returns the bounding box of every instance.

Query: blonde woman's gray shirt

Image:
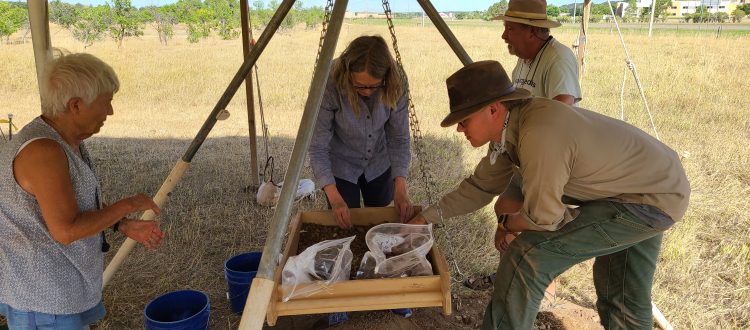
[309,77,411,188]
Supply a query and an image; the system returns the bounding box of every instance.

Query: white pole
[648,0,657,37]
[652,303,674,330]
[27,0,52,102]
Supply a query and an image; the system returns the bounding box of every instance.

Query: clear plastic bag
[356,223,434,279]
[281,236,355,302]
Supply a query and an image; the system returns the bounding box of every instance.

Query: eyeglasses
[352,82,385,91]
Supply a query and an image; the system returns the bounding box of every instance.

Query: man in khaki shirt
[469,0,583,297]
[409,61,689,330]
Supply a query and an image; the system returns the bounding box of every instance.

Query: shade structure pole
[27,0,52,102]
[415,0,472,66]
[238,0,349,328]
[648,0,657,37]
[240,0,260,188]
[102,0,298,287]
[577,0,592,75]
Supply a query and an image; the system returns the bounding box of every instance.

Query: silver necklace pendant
[490,112,511,165]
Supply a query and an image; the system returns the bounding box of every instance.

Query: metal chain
[381,0,437,206]
[312,0,334,78]
[382,2,465,309]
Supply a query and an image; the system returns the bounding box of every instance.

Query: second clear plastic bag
[358,223,434,279]
[281,236,355,302]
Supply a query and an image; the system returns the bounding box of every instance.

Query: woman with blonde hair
[308,35,415,326]
[309,35,414,227]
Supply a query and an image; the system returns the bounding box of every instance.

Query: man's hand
[494,196,522,252]
[394,176,414,223]
[494,226,518,252]
[119,219,165,251]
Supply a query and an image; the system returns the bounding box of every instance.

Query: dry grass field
[1,18,749,329]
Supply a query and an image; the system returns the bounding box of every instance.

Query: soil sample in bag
[297,223,373,279]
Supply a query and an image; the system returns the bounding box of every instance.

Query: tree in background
[175,0,211,43]
[109,0,144,47]
[280,1,303,30]
[639,0,672,22]
[547,5,560,17]
[142,5,177,45]
[731,9,745,23]
[49,0,80,29]
[71,5,109,48]
[206,0,240,40]
[251,0,273,29]
[455,11,482,20]
[0,2,28,44]
[482,1,508,21]
[622,0,639,22]
[301,6,325,29]
[591,2,616,16]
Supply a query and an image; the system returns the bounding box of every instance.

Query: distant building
[439,12,455,20]
[635,0,741,17]
[353,11,387,19]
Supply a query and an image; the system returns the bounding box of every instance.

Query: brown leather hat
[493,0,562,28]
[441,60,531,128]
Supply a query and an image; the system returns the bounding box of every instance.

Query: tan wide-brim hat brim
[493,14,562,28]
[440,88,531,127]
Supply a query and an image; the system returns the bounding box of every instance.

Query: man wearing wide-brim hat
[494,0,581,106]
[409,60,690,330]
[470,0,584,299]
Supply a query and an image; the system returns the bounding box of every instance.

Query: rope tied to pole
[607,0,661,141]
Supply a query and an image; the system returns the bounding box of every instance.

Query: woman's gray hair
[331,35,405,116]
[41,49,120,117]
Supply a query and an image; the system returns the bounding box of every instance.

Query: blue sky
[60,0,574,12]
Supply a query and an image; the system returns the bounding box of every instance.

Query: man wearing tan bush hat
[409,60,689,329]
[495,0,581,105]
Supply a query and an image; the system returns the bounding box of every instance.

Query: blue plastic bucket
[144,290,210,330]
[224,252,262,314]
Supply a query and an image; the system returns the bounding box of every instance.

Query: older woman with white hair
[0,50,164,328]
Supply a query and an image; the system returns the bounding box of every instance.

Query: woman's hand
[119,218,165,251]
[394,176,414,223]
[123,193,161,216]
[324,185,351,229]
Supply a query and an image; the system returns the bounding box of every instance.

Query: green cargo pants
[481,201,667,330]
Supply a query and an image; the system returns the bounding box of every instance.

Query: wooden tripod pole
[238,0,349,328]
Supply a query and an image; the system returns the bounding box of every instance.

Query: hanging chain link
[382,2,465,307]
[312,0,335,78]
[382,0,438,206]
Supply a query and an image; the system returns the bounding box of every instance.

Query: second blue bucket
[224,251,262,314]
[144,290,210,330]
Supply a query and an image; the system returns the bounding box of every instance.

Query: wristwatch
[497,213,509,231]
